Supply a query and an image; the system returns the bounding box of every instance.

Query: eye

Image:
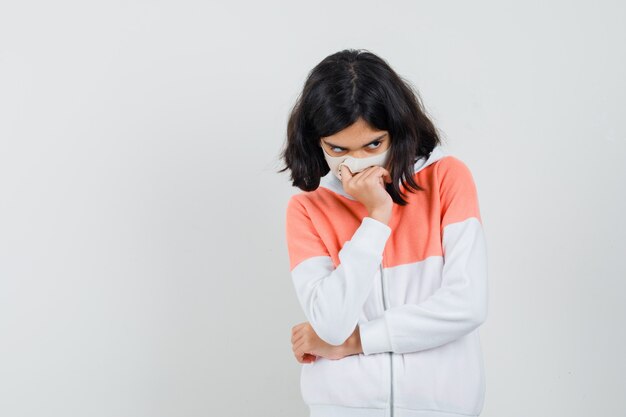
[328,140,382,153]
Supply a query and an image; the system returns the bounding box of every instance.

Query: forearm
[339,326,364,357]
[290,217,392,346]
[359,218,488,355]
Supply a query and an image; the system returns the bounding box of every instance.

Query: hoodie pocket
[300,352,388,408]
[393,330,486,415]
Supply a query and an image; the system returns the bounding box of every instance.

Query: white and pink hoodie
[285,144,488,417]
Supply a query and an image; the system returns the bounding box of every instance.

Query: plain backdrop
[1,1,625,416]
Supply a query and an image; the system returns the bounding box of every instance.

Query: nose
[348,150,369,159]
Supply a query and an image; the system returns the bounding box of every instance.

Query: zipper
[380,262,393,417]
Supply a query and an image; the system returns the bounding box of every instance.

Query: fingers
[291,330,304,345]
[339,164,353,182]
[294,352,316,364]
[291,322,307,335]
[291,322,310,340]
[292,338,309,361]
[291,324,303,344]
[351,165,390,186]
[362,165,390,180]
[291,323,308,358]
[291,324,310,363]
[291,323,317,364]
[373,166,392,183]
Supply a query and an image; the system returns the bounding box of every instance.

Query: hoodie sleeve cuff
[359,315,392,355]
[349,217,392,255]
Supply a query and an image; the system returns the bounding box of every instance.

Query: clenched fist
[291,322,362,363]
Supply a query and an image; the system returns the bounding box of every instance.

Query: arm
[358,157,489,355]
[285,197,391,346]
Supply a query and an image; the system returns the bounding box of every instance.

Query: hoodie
[285,144,488,417]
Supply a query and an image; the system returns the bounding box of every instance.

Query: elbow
[306,299,358,346]
[470,302,488,327]
[310,319,353,347]
[319,332,349,347]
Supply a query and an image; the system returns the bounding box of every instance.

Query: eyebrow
[322,133,387,150]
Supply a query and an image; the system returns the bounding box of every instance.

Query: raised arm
[286,197,391,346]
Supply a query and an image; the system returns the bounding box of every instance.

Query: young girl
[278,49,488,417]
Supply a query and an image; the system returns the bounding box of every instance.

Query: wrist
[342,326,363,356]
[368,208,391,225]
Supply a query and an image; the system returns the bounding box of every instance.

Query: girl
[278,49,488,417]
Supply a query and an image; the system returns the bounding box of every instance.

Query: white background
[1,1,625,416]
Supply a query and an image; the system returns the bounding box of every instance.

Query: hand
[340,165,393,224]
[291,322,362,363]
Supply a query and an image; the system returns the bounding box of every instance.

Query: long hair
[277,48,444,206]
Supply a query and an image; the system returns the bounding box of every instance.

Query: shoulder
[284,192,332,270]
[286,184,334,214]
[433,155,475,183]
[286,191,314,210]
[286,193,306,217]
[285,191,319,222]
[434,155,482,226]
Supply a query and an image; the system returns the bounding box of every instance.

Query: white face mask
[321,146,391,180]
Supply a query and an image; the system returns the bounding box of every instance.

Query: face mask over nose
[321,146,391,180]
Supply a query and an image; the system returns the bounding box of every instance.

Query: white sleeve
[286,197,392,346]
[358,157,488,355]
[358,217,488,354]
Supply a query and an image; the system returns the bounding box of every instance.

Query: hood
[318,143,449,201]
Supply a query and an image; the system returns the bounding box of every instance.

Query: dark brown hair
[277,48,444,205]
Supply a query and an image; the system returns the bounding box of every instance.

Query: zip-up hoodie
[285,144,488,417]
